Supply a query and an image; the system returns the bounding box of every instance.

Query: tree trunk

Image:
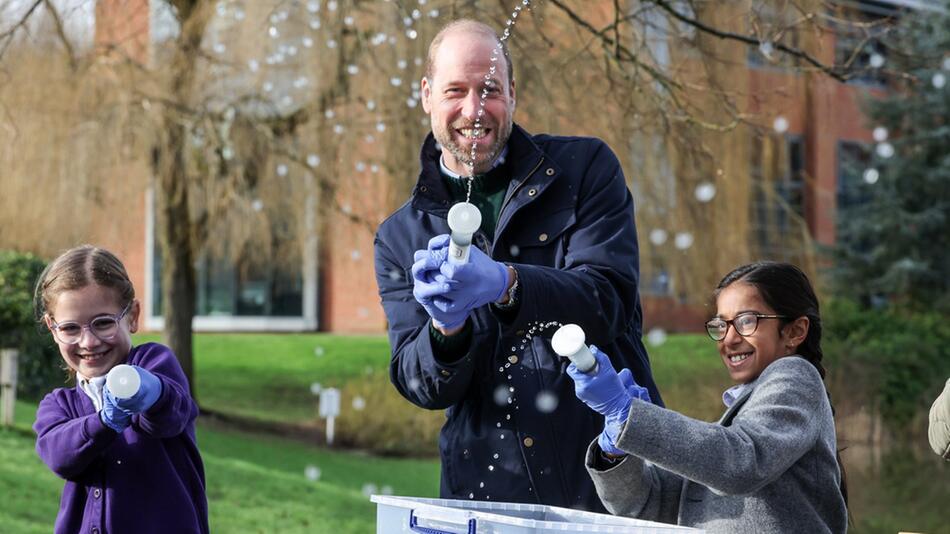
[158,121,198,401]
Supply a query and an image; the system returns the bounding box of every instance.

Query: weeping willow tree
[0,0,914,389]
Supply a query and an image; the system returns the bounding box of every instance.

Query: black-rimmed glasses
[705,312,787,341]
[48,302,132,345]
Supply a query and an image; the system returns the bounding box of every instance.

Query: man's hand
[113,366,163,414]
[412,235,470,330]
[438,243,509,311]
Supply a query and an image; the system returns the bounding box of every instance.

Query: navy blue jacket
[374,124,662,511]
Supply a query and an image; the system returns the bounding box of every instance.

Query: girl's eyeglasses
[705,312,787,341]
[48,303,132,345]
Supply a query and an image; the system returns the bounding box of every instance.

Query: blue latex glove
[113,366,163,414]
[566,346,637,456]
[100,388,133,433]
[437,240,509,312]
[412,235,469,329]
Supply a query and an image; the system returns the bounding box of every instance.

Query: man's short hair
[424,19,514,86]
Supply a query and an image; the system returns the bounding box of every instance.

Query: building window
[750,135,806,261]
[145,189,318,332]
[831,0,900,87]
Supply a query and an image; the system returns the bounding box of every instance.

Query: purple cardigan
[34,343,209,534]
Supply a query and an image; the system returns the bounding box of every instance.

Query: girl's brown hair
[33,245,135,320]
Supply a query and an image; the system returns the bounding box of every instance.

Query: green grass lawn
[133,332,726,426]
[2,399,439,533]
[9,332,943,533]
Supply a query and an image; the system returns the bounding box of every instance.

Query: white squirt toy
[551,323,599,374]
[106,364,140,399]
[447,202,482,265]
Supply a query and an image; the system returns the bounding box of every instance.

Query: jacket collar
[411,123,549,215]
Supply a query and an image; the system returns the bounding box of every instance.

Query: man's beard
[436,118,512,175]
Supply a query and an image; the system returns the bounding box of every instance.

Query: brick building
[89,0,913,335]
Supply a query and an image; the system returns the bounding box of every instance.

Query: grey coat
[586,356,847,534]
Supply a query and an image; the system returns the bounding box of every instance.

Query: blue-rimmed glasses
[705,312,787,341]
[48,302,132,345]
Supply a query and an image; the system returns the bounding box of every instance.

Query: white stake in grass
[551,324,598,374]
[447,202,481,265]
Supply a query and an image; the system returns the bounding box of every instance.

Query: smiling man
[374,19,662,511]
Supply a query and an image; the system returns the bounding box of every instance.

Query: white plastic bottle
[446,202,482,265]
[106,364,140,399]
[551,324,599,374]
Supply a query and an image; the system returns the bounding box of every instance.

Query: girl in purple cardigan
[32,245,209,534]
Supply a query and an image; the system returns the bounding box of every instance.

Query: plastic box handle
[409,509,476,534]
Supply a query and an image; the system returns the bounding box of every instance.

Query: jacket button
[516,330,525,336]
[545,168,555,176]
[440,369,451,377]
[538,233,548,242]
[527,188,537,196]
[420,185,428,193]
[523,437,535,447]
[508,355,518,364]
[92,528,100,534]
[94,488,101,499]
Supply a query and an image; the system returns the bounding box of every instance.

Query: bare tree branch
[0,0,43,61]
[41,0,77,71]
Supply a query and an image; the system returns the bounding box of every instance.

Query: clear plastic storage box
[372,495,704,534]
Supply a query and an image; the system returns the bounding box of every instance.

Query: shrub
[336,371,443,456]
[0,250,64,400]
[824,299,950,430]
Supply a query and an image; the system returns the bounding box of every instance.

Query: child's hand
[114,366,163,414]
[100,389,133,433]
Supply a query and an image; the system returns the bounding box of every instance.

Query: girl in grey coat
[566,262,848,533]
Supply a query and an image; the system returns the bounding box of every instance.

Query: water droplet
[535,391,558,413]
[694,182,716,203]
[674,232,693,250]
[390,77,402,87]
[276,164,288,177]
[773,116,788,133]
[933,73,946,89]
[310,382,322,395]
[248,59,259,72]
[347,64,359,75]
[269,26,279,39]
[869,53,885,69]
[479,482,485,488]
[493,385,509,406]
[408,377,422,390]
[646,328,667,347]
[469,493,474,499]
[875,142,894,159]
[649,228,667,246]
[493,453,499,459]
[352,396,366,410]
[509,245,520,257]
[872,126,888,143]
[863,168,880,184]
[305,465,321,481]
[488,465,495,471]
[361,483,377,497]
[307,154,321,168]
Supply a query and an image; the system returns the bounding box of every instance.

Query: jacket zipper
[498,156,544,221]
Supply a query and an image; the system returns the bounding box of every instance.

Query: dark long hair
[715,261,848,509]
